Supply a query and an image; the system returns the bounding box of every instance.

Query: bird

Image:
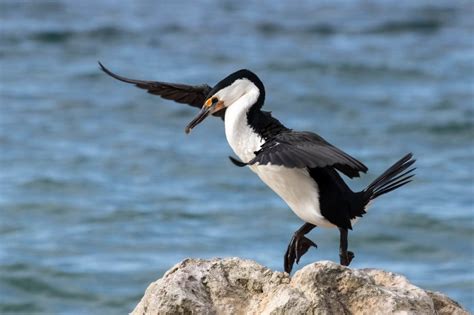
[99,62,416,273]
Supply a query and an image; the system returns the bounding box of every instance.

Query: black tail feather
[364,153,416,200]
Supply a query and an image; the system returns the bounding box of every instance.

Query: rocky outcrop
[131,258,468,315]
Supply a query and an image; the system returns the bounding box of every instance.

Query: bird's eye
[212,97,218,104]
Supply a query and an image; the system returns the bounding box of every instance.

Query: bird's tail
[363,153,416,201]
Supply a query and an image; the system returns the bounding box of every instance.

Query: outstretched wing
[248,131,368,178]
[99,62,213,109]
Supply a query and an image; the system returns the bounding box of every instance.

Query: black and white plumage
[100,63,416,273]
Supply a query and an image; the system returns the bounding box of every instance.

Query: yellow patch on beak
[204,98,224,113]
[204,98,213,108]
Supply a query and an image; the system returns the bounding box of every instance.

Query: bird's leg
[284,223,317,273]
[338,227,355,266]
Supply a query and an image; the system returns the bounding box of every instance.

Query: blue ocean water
[0,0,473,313]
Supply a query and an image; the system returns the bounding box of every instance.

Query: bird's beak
[185,100,224,134]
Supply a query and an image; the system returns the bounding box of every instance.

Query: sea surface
[1,0,473,314]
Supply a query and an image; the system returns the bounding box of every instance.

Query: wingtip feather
[98,61,107,72]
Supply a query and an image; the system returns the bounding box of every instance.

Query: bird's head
[185,69,265,134]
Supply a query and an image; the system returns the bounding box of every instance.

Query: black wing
[248,131,368,178]
[99,61,218,111]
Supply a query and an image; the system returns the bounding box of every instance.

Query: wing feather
[99,62,213,109]
[249,131,368,178]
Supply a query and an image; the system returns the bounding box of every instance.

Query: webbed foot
[339,250,355,266]
[284,233,317,273]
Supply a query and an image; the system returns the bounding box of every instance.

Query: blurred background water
[0,0,473,314]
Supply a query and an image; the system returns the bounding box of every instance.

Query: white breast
[224,101,335,228]
[224,106,263,163]
[253,165,336,227]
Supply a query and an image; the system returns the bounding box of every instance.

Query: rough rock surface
[131,258,468,315]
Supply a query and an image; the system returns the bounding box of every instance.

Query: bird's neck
[224,90,264,163]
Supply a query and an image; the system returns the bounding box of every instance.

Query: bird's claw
[339,251,355,266]
[284,234,317,274]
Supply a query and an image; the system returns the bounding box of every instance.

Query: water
[1,0,473,313]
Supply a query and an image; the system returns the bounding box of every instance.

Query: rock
[427,290,469,315]
[131,258,469,315]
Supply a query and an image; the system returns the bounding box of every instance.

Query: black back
[247,110,290,140]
